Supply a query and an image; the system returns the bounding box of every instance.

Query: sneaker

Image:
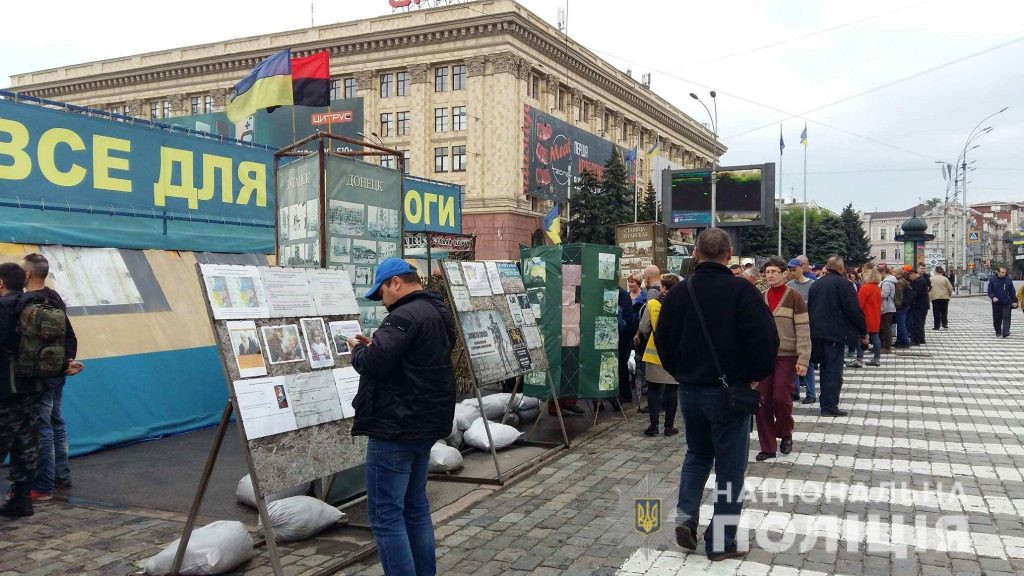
[54,479,73,490]
[822,409,849,417]
[865,359,880,367]
[675,525,698,550]
[29,491,52,502]
[802,395,816,404]
[846,360,863,369]
[0,497,33,518]
[708,546,746,562]
[755,451,776,462]
[643,426,659,437]
[664,427,679,437]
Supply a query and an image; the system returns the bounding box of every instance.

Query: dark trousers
[756,356,796,454]
[932,299,949,329]
[814,339,845,413]
[895,309,911,345]
[879,312,894,349]
[647,381,678,430]
[993,303,1012,336]
[0,393,42,486]
[675,385,750,555]
[911,308,928,344]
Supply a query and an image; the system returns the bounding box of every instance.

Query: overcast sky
[3,0,1022,213]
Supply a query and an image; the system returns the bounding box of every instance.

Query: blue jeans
[856,333,881,361]
[33,379,70,494]
[676,386,751,555]
[815,339,845,413]
[366,437,436,576]
[894,309,910,345]
[793,363,817,398]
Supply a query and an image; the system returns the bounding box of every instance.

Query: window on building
[880,227,887,240]
[452,65,466,90]
[380,155,396,169]
[894,248,900,260]
[380,73,393,98]
[557,88,566,112]
[603,112,610,133]
[162,100,172,118]
[190,97,200,115]
[435,67,448,92]
[380,113,393,137]
[529,74,540,99]
[343,77,356,99]
[150,102,159,119]
[330,79,341,100]
[434,107,448,133]
[452,145,467,172]
[396,71,410,96]
[880,249,887,260]
[452,106,466,131]
[204,95,213,114]
[434,147,449,172]
[582,101,590,124]
[396,111,410,136]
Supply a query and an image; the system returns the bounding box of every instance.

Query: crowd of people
[626,228,1021,561]
[0,253,82,519]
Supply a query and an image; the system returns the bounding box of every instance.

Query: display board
[440,260,548,386]
[198,263,365,496]
[615,222,668,288]
[520,244,622,399]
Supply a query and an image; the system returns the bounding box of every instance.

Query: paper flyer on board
[259,267,319,317]
[307,268,359,316]
[227,320,268,378]
[444,261,465,285]
[484,261,505,294]
[200,264,269,319]
[495,261,526,293]
[284,371,346,428]
[506,294,524,326]
[328,320,363,355]
[234,376,298,439]
[461,262,491,297]
[450,285,473,311]
[332,366,360,418]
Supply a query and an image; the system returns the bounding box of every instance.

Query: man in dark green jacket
[0,263,36,518]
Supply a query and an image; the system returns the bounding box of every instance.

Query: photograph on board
[261,325,306,364]
[227,320,267,378]
[300,318,335,369]
[329,200,365,236]
[329,320,363,355]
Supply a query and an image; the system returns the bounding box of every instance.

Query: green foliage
[637,179,658,222]
[840,203,872,266]
[567,148,632,245]
[808,213,847,264]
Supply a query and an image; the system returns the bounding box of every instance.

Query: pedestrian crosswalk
[616,298,1024,575]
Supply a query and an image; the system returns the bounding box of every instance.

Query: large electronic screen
[661,164,775,228]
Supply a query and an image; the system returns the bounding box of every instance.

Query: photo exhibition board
[277,154,322,268]
[324,154,403,337]
[440,260,549,387]
[198,263,366,496]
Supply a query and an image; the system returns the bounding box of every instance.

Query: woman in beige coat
[930,266,954,330]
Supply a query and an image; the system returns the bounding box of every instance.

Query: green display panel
[520,246,563,399]
[577,244,623,399]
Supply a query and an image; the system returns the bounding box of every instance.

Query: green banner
[520,246,563,399]
[577,244,623,399]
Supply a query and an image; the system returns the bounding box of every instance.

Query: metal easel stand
[429,370,569,485]
[589,396,629,428]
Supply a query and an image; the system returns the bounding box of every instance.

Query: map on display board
[198,263,366,495]
[441,260,548,386]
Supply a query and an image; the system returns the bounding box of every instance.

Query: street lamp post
[690,91,719,226]
[952,108,1006,273]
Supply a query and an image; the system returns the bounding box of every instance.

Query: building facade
[8,0,722,259]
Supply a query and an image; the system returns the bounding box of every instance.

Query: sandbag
[454,403,480,431]
[464,418,522,450]
[259,496,345,542]
[145,521,253,575]
[519,396,540,410]
[448,429,464,449]
[517,407,540,422]
[235,474,310,509]
[429,442,464,473]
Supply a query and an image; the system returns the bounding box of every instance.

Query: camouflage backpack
[16,300,68,379]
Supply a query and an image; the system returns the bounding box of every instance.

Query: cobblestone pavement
[2,297,1021,576]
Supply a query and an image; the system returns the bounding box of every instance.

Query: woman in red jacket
[854,267,883,367]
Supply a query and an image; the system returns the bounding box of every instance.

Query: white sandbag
[235,474,309,509]
[464,418,522,450]
[145,520,253,576]
[448,429,464,449]
[259,496,345,542]
[517,407,540,422]
[454,403,480,431]
[518,396,540,410]
[429,442,464,473]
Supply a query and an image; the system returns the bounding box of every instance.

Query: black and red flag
[290,52,330,107]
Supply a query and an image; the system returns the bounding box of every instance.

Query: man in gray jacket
[879,266,897,352]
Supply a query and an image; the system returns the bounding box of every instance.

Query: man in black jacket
[0,263,36,518]
[909,268,931,345]
[808,256,866,417]
[348,258,456,576]
[656,228,778,561]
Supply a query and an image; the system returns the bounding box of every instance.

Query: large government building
[8,0,722,258]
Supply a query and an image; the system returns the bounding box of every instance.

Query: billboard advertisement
[661,163,775,228]
[522,105,631,203]
[403,175,462,234]
[0,97,275,253]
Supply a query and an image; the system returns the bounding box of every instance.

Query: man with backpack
[20,253,81,502]
[0,262,37,518]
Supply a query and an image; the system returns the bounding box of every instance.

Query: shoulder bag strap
[686,278,729,389]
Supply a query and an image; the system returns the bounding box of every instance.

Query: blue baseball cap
[787,258,803,269]
[365,258,418,300]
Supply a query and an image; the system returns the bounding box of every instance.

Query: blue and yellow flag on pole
[227,49,295,123]
[544,203,561,244]
[800,123,808,147]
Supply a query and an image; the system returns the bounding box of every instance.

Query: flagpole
[801,128,808,255]
[778,124,783,256]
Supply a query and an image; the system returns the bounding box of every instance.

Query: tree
[926,197,942,209]
[636,179,658,222]
[840,203,872,266]
[807,213,847,265]
[567,148,631,245]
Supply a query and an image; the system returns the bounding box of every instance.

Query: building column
[407,63,429,176]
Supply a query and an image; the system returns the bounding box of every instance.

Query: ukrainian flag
[646,141,660,158]
[544,203,561,244]
[226,49,294,123]
[800,123,808,146]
